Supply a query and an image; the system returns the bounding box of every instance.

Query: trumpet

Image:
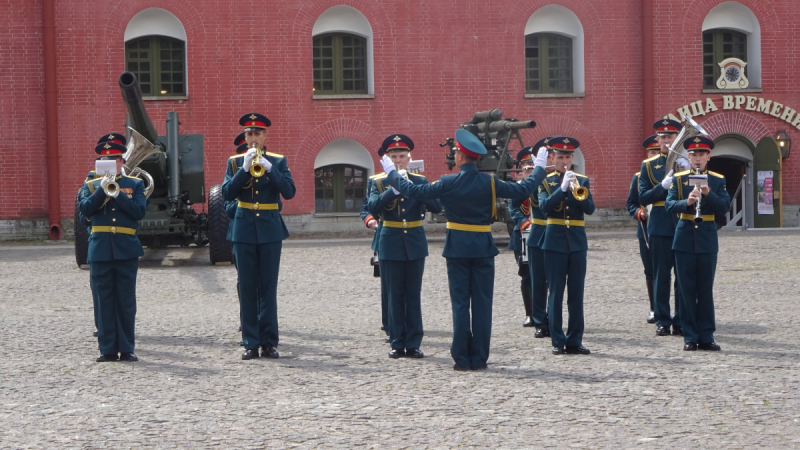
[102,173,119,197]
[249,143,265,177]
[563,166,589,201]
[689,164,708,224]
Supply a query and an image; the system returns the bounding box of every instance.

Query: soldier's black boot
[646,278,655,324]
[521,282,534,327]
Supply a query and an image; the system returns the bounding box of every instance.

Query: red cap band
[687,142,711,151]
[245,121,268,129]
[455,140,479,158]
[386,142,410,151]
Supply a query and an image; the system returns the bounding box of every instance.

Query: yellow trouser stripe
[680,213,715,221]
[651,201,665,207]
[531,219,546,226]
[382,220,423,229]
[546,219,585,227]
[446,222,492,232]
[91,226,136,235]
[237,201,278,210]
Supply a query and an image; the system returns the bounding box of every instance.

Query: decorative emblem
[108,134,114,139]
[393,135,402,142]
[654,165,662,169]
[563,138,570,144]
[249,114,258,120]
[103,143,111,149]
[716,58,749,90]
[548,181,558,186]
[693,137,701,143]
[662,120,669,125]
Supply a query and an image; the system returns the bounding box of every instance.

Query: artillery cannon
[436,109,537,230]
[74,72,232,266]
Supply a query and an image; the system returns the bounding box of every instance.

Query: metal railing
[723,175,746,230]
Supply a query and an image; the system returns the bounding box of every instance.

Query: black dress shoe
[656,326,671,336]
[473,364,488,370]
[239,341,244,347]
[388,349,405,358]
[238,325,242,332]
[672,326,684,336]
[683,343,698,351]
[523,316,534,327]
[119,352,138,362]
[93,330,98,337]
[380,326,386,331]
[384,336,390,343]
[261,346,279,358]
[552,346,566,355]
[453,364,470,371]
[566,345,591,355]
[698,342,721,351]
[96,354,118,362]
[534,327,550,338]
[646,311,655,324]
[406,348,424,358]
[241,349,259,360]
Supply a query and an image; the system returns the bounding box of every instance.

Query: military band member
[626,135,661,324]
[639,119,689,337]
[508,146,536,328]
[368,135,442,358]
[82,133,129,338]
[381,129,548,370]
[360,145,389,342]
[227,136,247,335]
[538,137,595,355]
[78,141,147,362]
[666,136,730,351]
[223,113,296,360]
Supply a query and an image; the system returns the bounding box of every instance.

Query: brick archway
[702,111,772,144]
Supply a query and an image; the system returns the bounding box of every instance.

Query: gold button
[112,208,116,211]
[402,208,405,212]
[256,213,260,217]
[254,203,259,209]
[566,206,569,209]
[564,220,570,226]
[112,218,116,222]
[110,226,116,233]
[404,230,407,234]
[255,191,259,194]
[400,198,404,202]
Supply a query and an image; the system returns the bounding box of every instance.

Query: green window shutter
[125,36,186,96]
[702,29,747,89]
[313,33,368,95]
[525,33,573,94]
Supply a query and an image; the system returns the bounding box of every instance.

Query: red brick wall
[1,0,797,222]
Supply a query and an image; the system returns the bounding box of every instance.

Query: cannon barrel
[477,120,536,132]
[469,109,503,124]
[118,72,160,145]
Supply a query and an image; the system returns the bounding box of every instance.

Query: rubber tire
[208,184,232,264]
[74,193,89,267]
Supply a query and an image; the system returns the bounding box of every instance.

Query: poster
[757,171,774,215]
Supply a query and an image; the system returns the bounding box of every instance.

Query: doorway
[709,135,754,228]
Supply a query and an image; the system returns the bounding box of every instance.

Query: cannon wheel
[208,184,232,264]
[74,193,89,267]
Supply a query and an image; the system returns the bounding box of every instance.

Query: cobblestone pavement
[1,231,800,449]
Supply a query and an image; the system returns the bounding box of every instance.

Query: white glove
[560,171,576,192]
[258,157,272,173]
[677,158,691,171]
[534,147,548,169]
[392,187,400,195]
[242,148,257,171]
[380,155,396,174]
[661,170,673,190]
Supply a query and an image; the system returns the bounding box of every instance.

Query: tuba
[122,127,160,198]
[664,114,709,181]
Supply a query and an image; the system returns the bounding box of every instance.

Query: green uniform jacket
[222,151,296,244]
[665,169,730,254]
[537,171,595,253]
[386,164,547,258]
[639,153,678,237]
[78,175,147,262]
[367,173,442,261]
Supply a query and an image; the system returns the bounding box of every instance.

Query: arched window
[315,164,368,212]
[124,8,187,97]
[525,33,573,94]
[702,2,761,89]
[524,5,584,95]
[313,33,367,94]
[312,6,374,97]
